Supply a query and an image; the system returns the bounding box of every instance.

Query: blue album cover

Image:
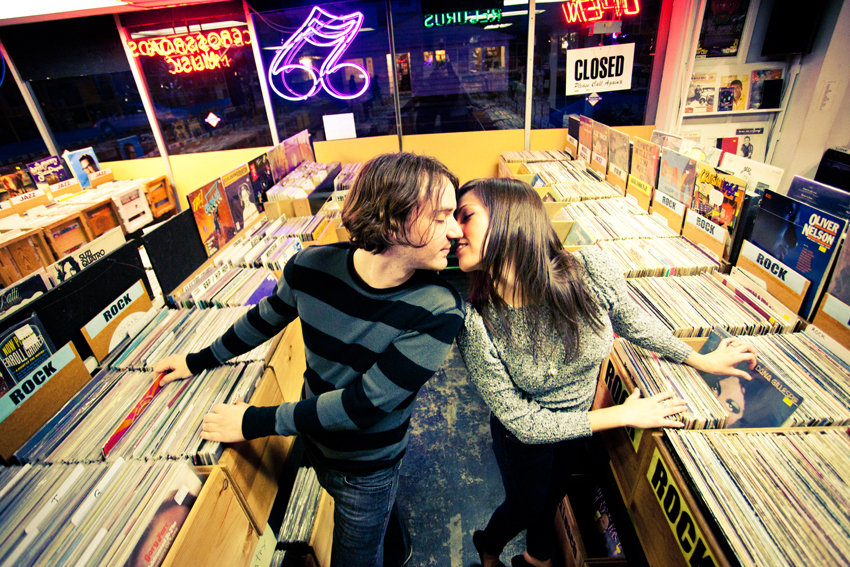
[245,274,278,305]
[0,314,55,392]
[697,329,801,428]
[786,175,850,221]
[750,190,847,317]
[63,147,101,189]
[657,148,697,204]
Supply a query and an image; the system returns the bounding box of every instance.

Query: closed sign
[566,43,634,96]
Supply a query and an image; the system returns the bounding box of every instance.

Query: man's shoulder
[406,272,464,315]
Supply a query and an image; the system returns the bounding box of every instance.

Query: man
[740,135,754,158]
[154,152,464,566]
[79,154,99,175]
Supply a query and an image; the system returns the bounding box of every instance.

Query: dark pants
[479,413,589,561]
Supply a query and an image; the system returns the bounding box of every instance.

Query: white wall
[770,0,850,191]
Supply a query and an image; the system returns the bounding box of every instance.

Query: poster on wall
[697,0,751,58]
[565,43,635,96]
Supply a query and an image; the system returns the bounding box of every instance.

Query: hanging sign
[566,43,634,96]
[126,27,251,75]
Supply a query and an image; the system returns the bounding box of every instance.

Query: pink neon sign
[268,7,370,101]
[127,28,251,75]
[561,0,640,24]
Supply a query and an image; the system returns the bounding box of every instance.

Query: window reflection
[253,1,396,141]
[532,0,664,128]
[0,55,49,167]
[1,16,160,162]
[124,13,272,155]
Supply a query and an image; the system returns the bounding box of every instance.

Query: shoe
[400,543,413,567]
[510,555,532,567]
[472,530,506,567]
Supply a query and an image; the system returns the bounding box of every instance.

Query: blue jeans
[479,414,588,561]
[314,459,402,567]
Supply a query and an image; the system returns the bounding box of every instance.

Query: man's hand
[152,354,192,385]
[685,338,757,380]
[201,398,249,443]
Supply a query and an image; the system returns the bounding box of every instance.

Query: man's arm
[202,307,463,442]
[154,260,300,384]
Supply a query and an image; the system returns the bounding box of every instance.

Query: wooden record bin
[0,228,55,286]
[42,212,94,258]
[143,175,176,219]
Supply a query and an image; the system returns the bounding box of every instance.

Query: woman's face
[454,191,490,272]
[717,376,745,426]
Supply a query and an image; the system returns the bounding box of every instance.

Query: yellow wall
[402,130,524,184]
[314,135,399,165]
[100,125,654,208]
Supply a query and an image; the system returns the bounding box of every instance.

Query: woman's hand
[152,354,192,385]
[684,338,758,380]
[201,398,249,443]
[619,389,688,429]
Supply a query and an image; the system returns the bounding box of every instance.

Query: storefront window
[531,0,665,128]
[252,0,395,141]
[0,55,49,167]
[0,17,160,162]
[121,3,272,154]
[391,0,527,133]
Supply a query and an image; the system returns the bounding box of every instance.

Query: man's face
[733,84,742,100]
[395,177,461,271]
[81,158,97,174]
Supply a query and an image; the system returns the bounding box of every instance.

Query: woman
[453,178,756,567]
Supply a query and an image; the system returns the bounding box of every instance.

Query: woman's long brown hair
[458,177,603,358]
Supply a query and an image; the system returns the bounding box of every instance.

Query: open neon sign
[127,28,251,75]
[561,0,640,24]
[267,7,370,101]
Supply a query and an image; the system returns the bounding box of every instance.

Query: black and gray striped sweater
[187,242,464,472]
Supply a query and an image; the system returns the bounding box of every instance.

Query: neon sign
[561,0,640,24]
[127,28,251,75]
[424,9,502,28]
[267,7,369,101]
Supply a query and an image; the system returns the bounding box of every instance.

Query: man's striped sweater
[186,242,464,472]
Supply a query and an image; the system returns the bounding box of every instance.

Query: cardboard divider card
[626,176,653,211]
[48,178,82,199]
[0,342,90,461]
[813,294,850,347]
[682,209,728,260]
[736,241,809,314]
[652,193,687,234]
[88,168,114,188]
[81,280,153,362]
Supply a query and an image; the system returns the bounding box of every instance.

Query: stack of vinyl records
[613,340,727,428]
[737,332,850,426]
[16,362,264,464]
[627,273,799,337]
[614,332,850,428]
[267,161,340,201]
[500,150,571,163]
[333,162,363,192]
[665,428,850,566]
[524,161,622,201]
[566,214,678,242]
[0,459,202,566]
[553,196,647,219]
[596,238,720,277]
[106,307,274,371]
[172,267,278,308]
[270,466,324,567]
